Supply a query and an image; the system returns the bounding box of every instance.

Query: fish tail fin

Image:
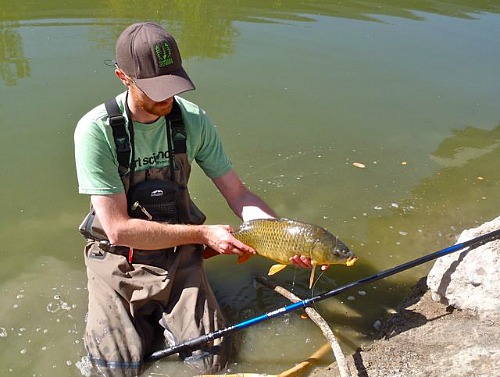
[268,264,287,275]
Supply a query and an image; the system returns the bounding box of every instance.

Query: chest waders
[80,96,229,374]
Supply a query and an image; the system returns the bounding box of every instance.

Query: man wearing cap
[74,22,315,375]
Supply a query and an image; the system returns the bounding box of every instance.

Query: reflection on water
[1,0,499,376]
[0,22,30,86]
[2,0,500,87]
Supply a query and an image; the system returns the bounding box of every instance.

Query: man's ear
[115,69,132,86]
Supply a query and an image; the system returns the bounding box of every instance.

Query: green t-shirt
[74,92,232,195]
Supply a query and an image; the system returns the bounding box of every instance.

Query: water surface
[1,1,499,376]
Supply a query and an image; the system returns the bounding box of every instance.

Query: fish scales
[235,220,310,263]
[233,218,356,266]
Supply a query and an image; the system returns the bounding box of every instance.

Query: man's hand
[289,255,330,271]
[202,225,256,256]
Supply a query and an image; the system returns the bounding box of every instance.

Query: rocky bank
[310,216,500,377]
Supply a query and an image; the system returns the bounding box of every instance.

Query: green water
[1,1,499,376]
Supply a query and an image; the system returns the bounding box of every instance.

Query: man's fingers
[290,254,311,268]
[231,238,256,254]
[217,239,255,256]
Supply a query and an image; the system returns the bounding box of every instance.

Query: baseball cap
[115,22,195,102]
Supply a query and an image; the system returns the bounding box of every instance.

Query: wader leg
[84,243,144,376]
[159,244,230,374]
[83,242,229,376]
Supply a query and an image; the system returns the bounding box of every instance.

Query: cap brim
[134,67,195,102]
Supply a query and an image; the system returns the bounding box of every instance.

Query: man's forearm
[108,219,206,250]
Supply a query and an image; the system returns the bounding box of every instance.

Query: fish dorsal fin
[268,264,287,275]
[309,263,317,289]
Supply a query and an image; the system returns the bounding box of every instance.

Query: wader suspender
[104,98,134,177]
[104,97,186,179]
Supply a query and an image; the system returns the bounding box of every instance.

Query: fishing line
[146,228,500,362]
[310,269,325,313]
[291,266,297,292]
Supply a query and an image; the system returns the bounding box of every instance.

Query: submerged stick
[279,343,331,377]
[255,276,351,377]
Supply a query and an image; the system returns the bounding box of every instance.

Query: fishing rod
[146,228,500,362]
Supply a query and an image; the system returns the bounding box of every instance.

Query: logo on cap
[154,42,173,68]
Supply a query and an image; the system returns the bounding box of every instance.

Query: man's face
[129,83,174,118]
[116,67,174,119]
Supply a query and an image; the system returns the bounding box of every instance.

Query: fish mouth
[345,256,358,267]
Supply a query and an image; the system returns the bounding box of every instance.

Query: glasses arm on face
[114,65,137,87]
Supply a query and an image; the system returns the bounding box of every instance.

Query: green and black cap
[115,22,195,102]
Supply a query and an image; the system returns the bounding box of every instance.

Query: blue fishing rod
[146,228,500,362]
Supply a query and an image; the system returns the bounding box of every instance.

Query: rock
[427,216,500,319]
[310,218,500,377]
[313,277,500,377]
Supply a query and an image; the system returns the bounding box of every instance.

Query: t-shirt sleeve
[74,109,125,195]
[192,108,232,178]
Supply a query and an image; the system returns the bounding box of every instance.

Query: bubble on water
[20,348,27,354]
[16,294,24,299]
[347,296,355,301]
[358,290,367,296]
[46,302,60,313]
[66,360,72,366]
[0,327,8,337]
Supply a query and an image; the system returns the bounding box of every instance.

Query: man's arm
[211,169,277,221]
[91,192,255,256]
[212,169,315,269]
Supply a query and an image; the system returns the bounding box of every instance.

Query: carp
[233,218,357,288]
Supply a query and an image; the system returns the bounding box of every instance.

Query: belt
[97,240,133,261]
[97,240,129,254]
[95,240,174,263]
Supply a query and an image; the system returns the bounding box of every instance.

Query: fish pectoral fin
[237,252,254,264]
[268,264,287,275]
[309,264,317,289]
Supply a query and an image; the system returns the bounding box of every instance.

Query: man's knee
[180,341,230,375]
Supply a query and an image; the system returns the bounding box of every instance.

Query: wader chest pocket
[127,179,178,222]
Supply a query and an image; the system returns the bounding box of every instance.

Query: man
[74,22,315,376]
